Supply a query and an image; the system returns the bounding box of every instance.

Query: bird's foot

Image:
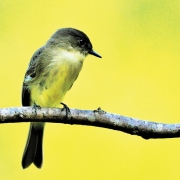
[32,102,41,114]
[60,102,71,120]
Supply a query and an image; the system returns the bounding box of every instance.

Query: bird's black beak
[89,49,102,58]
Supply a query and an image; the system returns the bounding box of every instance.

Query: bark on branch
[0,107,180,139]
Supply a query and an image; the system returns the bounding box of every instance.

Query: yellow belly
[29,50,84,107]
[30,74,68,107]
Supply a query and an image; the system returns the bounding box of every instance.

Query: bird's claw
[32,102,41,114]
[60,102,71,120]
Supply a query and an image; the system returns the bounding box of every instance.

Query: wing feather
[22,46,45,106]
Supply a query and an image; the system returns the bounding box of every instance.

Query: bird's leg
[32,102,41,115]
[60,102,71,120]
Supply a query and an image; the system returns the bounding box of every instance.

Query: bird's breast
[30,50,85,107]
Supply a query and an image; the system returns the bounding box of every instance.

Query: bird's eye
[79,39,85,46]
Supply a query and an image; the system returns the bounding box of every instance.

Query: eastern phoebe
[21,28,101,169]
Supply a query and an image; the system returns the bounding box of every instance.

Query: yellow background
[0,0,180,179]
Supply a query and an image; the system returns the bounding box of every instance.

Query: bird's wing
[22,46,45,106]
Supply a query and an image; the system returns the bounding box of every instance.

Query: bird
[21,28,102,169]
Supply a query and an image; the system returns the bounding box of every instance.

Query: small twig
[0,107,180,139]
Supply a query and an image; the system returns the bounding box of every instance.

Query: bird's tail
[22,122,45,169]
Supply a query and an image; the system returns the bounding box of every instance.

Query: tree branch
[0,107,180,139]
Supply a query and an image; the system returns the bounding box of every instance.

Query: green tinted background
[1,0,180,179]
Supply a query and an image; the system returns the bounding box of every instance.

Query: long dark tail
[22,122,45,169]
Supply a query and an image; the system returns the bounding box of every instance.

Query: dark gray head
[48,28,101,58]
